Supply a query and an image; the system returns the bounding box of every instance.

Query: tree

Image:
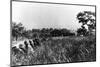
[77,11,96,35]
[77,25,89,36]
[60,28,74,36]
[12,22,25,40]
[50,29,62,37]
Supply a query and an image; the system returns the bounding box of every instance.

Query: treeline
[28,28,75,38]
[12,11,96,40]
[12,22,75,40]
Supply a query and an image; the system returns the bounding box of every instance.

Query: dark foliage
[76,11,96,36]
[12,22,76,41]
[77,26,89,36]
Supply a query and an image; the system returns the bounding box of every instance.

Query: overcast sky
[12,1,95,30]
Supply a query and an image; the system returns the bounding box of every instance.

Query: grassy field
[11,36,96,66]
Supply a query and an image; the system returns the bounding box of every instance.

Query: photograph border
[10,0,96,67]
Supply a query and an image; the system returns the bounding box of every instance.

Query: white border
[0,0,100,67]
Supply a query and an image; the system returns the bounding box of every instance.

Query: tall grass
[11,36,96,66]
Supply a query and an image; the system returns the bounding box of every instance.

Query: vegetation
[11,11,96,66]
[12,22,26,40]
[11,36,96,66]
[12,23,76,40]
[77,25,89,36]
[76,11,96,36]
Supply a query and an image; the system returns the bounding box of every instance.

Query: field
[11,36,96,66]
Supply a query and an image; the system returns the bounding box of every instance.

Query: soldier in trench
[24,41,28,54]
[33,38,41,47]
[29,40,34,51]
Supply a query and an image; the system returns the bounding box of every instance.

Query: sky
[12,1,95,30]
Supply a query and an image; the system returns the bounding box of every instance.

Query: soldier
[24,41,28,54]
[12,46,22,55]
[29,40,34,50]
[19,44,27,54]
[33,38,40,47]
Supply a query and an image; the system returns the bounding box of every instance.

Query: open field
[11,36,96,66]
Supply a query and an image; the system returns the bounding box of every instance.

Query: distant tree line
[12,22,76,40]
[12,11,96,40]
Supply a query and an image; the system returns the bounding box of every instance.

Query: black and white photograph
[11,0,96,66]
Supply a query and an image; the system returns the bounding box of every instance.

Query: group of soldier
[12,38,41,55]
